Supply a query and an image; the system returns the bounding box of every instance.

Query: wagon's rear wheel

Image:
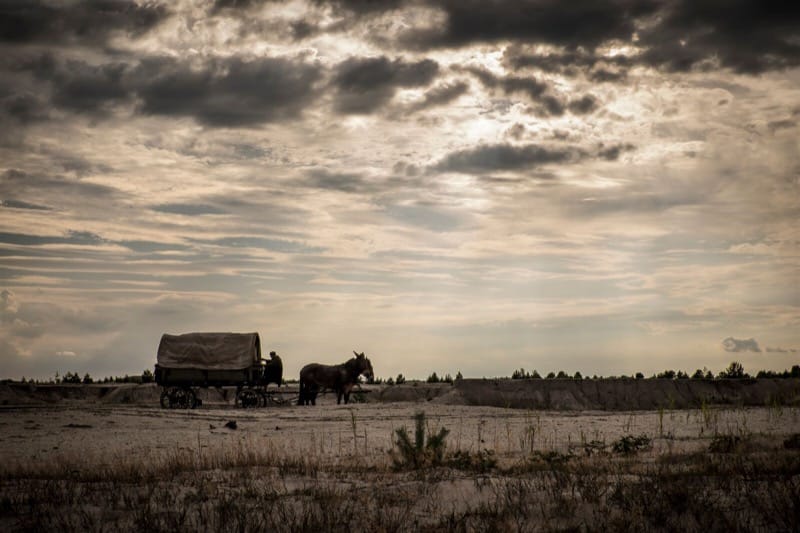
[235,388,260,408]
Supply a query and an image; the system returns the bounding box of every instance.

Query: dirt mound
[452,378,800,410]
[371,383,452,403]
[100,383,233,405]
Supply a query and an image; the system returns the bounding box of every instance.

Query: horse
[298,351,374,405]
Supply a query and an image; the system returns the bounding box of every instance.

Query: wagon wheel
[168,387,196,409]
[159,388,170,409]
[235,388,261,408]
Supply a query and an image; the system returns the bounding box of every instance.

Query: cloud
[0,0,168,45]
[150,204,227,216]
[637,1,800,74]
[331,56,439,114]
[0,230,105,247]
[768,119,796,134]
[302,169,375,193]
[406,81,469,113]
[134,56,323,126]
[459,66,565,115]
[191,236,324,254]
[431,142,631,174]
[1,199,51,211]
[397,0,656,50]
[722,337,762,353]
[766,346,798,354]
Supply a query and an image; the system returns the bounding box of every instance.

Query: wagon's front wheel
[162,387,196,409]
[159,388,170,409]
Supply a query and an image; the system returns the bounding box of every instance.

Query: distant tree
[512,368,527,379]
[531,370,541,379]
[386,377,394,385]
[676,370,688,379]
[691,369,704,379]
[395,374,406,385]
[556,370,568,379]
[82,373,93,384]
[546,372,556,379]
[573,371,582,380]
[443,373,453,384]
[656,370,676,379]
[426,372,440,383]
[63,371,81,384]
[791,365,800,378]
[635,372,644,380]
[141,369,154,383]
[719,361,746,379]
[455,371,463,380]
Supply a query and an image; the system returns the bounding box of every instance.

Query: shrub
[612,434,652,455]
[391,412,450,470]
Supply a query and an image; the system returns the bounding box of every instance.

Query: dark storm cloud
[134,56,322,126]
[0,0,168,45]
[50,61,130,113]
[722,336,762,353]
[2,92,49,123]
[7,54,323,126]
[435,143,583,174]
[638,1,800,74]
[331,56,439,114]
[398,0,658,50]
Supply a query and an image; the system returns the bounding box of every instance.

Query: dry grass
[2,421,799,532]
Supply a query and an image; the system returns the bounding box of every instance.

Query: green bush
[391,412,449,470]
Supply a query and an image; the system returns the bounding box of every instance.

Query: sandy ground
[2,399,798,468]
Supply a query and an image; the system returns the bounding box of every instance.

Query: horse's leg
[343,383,353,404]
[298,380,305,406]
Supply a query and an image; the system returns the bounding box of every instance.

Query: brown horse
[298,351,374,405]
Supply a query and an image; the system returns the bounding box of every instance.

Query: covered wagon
[155,332,283,408]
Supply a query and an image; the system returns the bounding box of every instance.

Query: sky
[0,0,798,381]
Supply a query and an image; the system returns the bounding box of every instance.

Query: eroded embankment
[443,378,800,410]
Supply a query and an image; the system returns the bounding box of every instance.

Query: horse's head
[353,350,374,382]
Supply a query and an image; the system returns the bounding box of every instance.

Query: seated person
[263,350,283,387]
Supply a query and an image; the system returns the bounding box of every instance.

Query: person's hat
[269,351,277,356]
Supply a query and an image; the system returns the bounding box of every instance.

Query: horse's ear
[353,350,359,357]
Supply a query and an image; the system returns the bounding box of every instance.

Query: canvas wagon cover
[157,332,261,370]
